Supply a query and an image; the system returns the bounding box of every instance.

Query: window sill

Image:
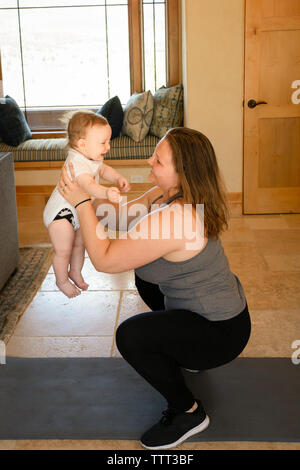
[31,130,67,139]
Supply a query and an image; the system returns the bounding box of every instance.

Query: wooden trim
[166,0,181,86]
[227,192,242,203]
[244,0,260,213]
[16,185,242,199]
[31,131,67,139]
[15,185,242,215]
[128,0,180,93]
[227,192,243,216]
[16,182,153,207]
[14,158,150,171]
[16,183,153,194]
[128,0,144,93]
[14,161,64,171]
[16,185,55,194]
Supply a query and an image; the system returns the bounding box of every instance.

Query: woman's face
[147,138,179,192]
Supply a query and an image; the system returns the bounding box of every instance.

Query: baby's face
[81,124,111,161]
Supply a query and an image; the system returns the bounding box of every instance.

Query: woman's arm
[58,165,184,273]
[73,199,184,274]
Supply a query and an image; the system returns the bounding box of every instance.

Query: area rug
[0,357,299,442]
[0,246,53,344]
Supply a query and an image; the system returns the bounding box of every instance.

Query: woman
[58,127,251,450]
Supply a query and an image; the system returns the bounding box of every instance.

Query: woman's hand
[58,162,90,207]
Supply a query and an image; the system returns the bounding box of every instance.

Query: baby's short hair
[63,110,108,148]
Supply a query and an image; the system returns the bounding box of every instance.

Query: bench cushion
[0,135,159,162]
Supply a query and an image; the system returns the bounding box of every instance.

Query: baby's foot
[56,279,81,298]
[68,270,89,291]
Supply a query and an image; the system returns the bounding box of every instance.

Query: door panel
[259,117,300,188]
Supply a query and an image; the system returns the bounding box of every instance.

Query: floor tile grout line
[110,291,123,358]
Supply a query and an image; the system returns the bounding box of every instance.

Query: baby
[43,110,130,298]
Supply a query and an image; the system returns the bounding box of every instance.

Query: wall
[182,0,245,193]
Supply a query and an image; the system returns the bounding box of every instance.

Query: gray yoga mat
[0,357,299,441]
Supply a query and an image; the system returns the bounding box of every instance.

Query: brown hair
[165,127,229,238]
[62,110,108,149]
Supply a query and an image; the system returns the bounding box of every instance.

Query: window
[0,0,180,131]
[143,0,166,93]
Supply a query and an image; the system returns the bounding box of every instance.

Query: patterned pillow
[149,84,183,139]
[0,95,32,146]
[122,91,153,142]
[97,96,123,139]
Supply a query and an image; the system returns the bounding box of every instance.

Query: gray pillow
[0,96,32,146]
[122,91,153,142]
[149,84,183,139]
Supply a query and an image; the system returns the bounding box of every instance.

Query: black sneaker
[140,400,210,450]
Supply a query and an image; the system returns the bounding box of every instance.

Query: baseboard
[16,184,243,216]
[227,192,243,216]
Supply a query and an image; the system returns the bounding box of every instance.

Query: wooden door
[244,0,300,214]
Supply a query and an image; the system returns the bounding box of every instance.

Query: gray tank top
[135,192,247,321]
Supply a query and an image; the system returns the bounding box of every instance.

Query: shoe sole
[140,415,210,450]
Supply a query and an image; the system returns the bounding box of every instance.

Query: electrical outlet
[130,175,144,183]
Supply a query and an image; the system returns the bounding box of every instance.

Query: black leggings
[116,274,251,412]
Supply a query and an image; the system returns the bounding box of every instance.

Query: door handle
[247,99,268,108]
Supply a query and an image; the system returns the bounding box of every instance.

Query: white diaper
[43,147,102,231]
[43,186,80,231]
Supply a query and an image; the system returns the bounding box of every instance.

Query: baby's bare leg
[48,219,81,298]
[69,228,89,290]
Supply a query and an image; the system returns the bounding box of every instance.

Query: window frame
[129,0,181,94]
[0,0,180,136]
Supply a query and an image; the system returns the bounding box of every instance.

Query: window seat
[0,134,159,170]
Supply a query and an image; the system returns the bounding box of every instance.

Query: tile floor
[3,213,300,450]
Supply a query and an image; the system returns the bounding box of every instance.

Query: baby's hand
[117,175,131,192]
[106,186,122,203]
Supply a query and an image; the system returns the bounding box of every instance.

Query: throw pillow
[97,96,123,139]
[122,91,153,142]
[0,95,32,146]
[149,83,183,139]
